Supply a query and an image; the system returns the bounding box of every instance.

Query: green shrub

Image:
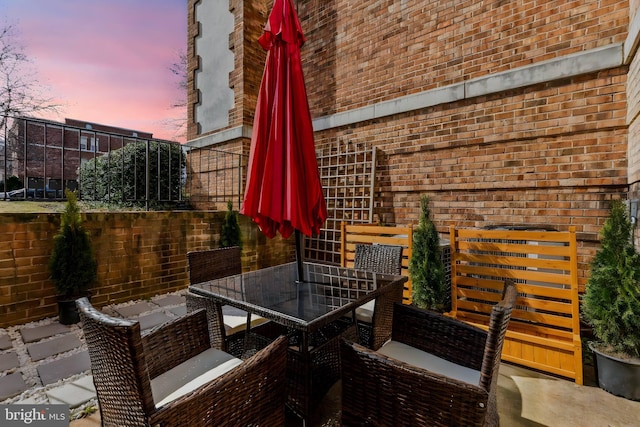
[220,201,242,248]
[582,199,640,357]
[49,190,97,297]
[409,195,447,310]
[0,175,23,192]
[78,141,185,209]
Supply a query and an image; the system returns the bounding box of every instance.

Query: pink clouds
[2,0,187,141]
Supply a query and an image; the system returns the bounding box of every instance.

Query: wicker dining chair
[186,246,242,285]
[186,246,267,357]
[77,297,287,427]
[340,280,517,427]
[353,243,403,347]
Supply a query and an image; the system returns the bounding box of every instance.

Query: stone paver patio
[2,290,640,426]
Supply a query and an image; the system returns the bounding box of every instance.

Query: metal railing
[1,116,190,209]
[1,116,381,263]
[183,145,245,211]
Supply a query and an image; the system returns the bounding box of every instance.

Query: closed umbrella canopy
[240,0,327,241]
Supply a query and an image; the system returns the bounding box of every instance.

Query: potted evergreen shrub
[409,195,448,311]
[582,199,640,400]
[49,190,97,324]
[220,200,242,248]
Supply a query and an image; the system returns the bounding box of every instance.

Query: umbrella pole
[295,229,304,282]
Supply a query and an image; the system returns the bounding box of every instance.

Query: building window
[81,136,94,151]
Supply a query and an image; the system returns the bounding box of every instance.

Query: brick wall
[315,67,628,231]
[300,0,628,115]
[187,0,199,141]
[186,0,635,289]
[628,1,640,249]
[0,211,293,328]
[308,0,630,290]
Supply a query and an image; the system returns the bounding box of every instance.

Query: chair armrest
[370,280,404,350]
[185,291,227,351]
[340,338,489,427]
[150,335,288,427]
[142,309,212,379]
[391,303,487,370]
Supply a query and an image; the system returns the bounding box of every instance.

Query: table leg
[243,312,252,357]
[301,330,311,425]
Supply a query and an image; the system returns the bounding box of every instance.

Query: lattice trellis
[304,140,376,265]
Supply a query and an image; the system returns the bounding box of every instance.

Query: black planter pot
[590,342,640,401]
[57,296,86,325]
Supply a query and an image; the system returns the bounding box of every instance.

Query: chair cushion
[378,340,481,385]
[222,305,268,335]
[355,300,375,323]
[152,347,242,408]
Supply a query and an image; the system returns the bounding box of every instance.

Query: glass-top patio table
[188,261,407,423]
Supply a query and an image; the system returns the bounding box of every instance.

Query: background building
[3,117,153,197]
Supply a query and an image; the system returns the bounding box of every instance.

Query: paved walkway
[4,291,640,426]
[0,291,187,419]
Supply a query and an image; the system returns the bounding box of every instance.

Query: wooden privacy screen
[340,222,413,303]
[447,226,583,384]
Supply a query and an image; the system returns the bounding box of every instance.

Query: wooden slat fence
[340,222,413,303]
[447,226,583,384]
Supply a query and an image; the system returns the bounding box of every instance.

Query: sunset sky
[1,0,187,142]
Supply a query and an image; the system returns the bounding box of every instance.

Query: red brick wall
[187,0,634,289]
[0,211,292,328]
[237,0,271,127]
[187,0,199,141]
[628,1,640,248]
[302,0,629,290]
[300,0,628,115]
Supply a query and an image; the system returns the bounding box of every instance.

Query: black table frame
[188,261,407,422]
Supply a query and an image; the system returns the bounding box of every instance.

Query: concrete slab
[99,307,119,317]
[0,351,20,371]
[511,374,640,426]
[27,334,83,361]
[14,396,39,404]
[0,372,27,400]
[168,306,186,317]
[137,312,173,331]
[153,294,184,307]
[38,352,91,386]
[72,375,96,393]
[47,382,95,408]
[69,411,101,426]
[112,301,157,318]
[0,334,12,351]
[20,323,71,343]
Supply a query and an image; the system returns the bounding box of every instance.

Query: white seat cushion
[355,300,375,323]
[222,305,268,335]
[378,340,481,385]
[152,347,242,408]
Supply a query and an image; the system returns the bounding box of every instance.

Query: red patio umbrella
[241,0,327,279]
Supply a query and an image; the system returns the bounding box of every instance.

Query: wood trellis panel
[304,141,376,265]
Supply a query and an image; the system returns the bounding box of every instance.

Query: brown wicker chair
[77,297,287,427]
[353,243,403,347]
[186,246,242,285]
[186,246,267,355]
[340,280,517,427]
